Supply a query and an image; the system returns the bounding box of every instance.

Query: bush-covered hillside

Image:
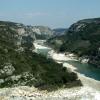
[60,18,100,54]
[47,18,100,67]
[0,21,81,90]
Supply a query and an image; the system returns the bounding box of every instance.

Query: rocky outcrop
[32,26,53,39]
[0,63,15,76]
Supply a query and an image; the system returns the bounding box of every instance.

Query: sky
[0,0,100,28]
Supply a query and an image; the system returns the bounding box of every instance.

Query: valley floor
[0,42,100,100]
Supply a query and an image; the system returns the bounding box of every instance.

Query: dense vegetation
[0,21,81,90]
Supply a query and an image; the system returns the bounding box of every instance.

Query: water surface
[37,47,100,81]
[66,60,100,81]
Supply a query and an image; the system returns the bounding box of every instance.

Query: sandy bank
[33,43,51,50]
[0,86,100,100]
[48,50,78,61]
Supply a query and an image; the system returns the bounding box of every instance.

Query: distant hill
[53,28,66,36]
[31,26,53,39]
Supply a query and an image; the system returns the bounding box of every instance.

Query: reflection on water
[66,60,100,81]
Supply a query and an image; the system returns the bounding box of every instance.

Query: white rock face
[17,47,24,52]
[0,63,15,76]
[76,23,86,31]
[79,57,89,63]
[17,28,25,35]
[10,75,21,81]
[81,58,89,63]
[32,26,53,37]
[32,28,41,35]
[0,79,4,84]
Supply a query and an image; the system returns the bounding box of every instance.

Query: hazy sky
[0,0,100,28]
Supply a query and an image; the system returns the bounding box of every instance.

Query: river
[33,41,100,99]
[65,60,100,81]
[34,42,100,81]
